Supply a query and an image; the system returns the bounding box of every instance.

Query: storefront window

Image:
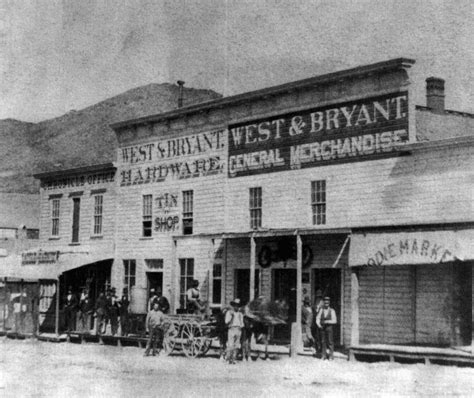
[142,195,153,237]
[179,258,194,309]
[123,259,136,292]
[311,180,326,225]
[212,264,222,304]
[182,190,193,235]
[249,187,262,229]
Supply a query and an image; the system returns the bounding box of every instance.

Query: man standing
[95,292,108,335]
[144,302,164,357]
[79,290,94,333]
[225,298,244,364]
[311,289,324,357]
[119,289,130,336]
[64,287,78,333]
[316,296,337,360]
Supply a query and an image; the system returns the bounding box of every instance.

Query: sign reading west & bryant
[228,92,409,178]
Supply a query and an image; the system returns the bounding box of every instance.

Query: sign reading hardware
[228,92,408,177]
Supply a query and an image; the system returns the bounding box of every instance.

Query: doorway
[272,269,296,342]
[235,269,260,306]
[146,272,163,297]
[313,268,342,346]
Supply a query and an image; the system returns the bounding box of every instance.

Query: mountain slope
[0,83,221,193]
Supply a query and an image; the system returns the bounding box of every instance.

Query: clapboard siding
[225,145,474,232]
[415,264,453,345]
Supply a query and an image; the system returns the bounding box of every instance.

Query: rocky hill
[0,84,221,193]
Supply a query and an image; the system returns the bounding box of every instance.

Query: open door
[272,269,296,342]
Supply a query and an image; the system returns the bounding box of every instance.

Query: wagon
[161,314,218,358]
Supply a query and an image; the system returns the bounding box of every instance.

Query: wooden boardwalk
[349,344,474,366]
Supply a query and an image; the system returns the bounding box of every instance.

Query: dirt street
[0,339,473,397]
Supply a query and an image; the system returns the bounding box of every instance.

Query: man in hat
[311,289,324,357]
[64,287,78,333]
[144,301,165,357]
[225,298,244,364]
[119,288,130,336]
[316,296,337,360]
[186,280,202,314]
[301,296,314,347]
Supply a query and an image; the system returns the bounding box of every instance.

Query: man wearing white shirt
[316,296,337,360]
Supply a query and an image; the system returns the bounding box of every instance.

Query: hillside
[0,84,221,193]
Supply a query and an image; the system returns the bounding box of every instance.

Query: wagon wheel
[161,321,177,356]
[181,321,209,358]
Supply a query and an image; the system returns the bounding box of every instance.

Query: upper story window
[143,194,153,237]
[71,197,81,243]
[311,180,326,225]
[51,199,60,236]
[249,187,262,229]
[182,190,193,235]
[93,195,103,236]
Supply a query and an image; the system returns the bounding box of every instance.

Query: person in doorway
[316,296,337,360]
[79,290,94,333]
[311,289,324,357]
[186,280,202,314]
[64,287,78,333]
[225,298,244,364]
[301,296,314,347]
[147,288,158,312]
[95,291,108,335]
[144,302,165,357]
[119,289,130,336]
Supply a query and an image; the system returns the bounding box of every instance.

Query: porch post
[250,235,256,302]
[291,233,303,357]
[350,268,360,346]
[55,277,60,336]
[170,239,177,314]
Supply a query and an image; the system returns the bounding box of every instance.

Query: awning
[349,229,474,267]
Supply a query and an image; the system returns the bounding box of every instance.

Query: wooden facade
[22,58,474,347]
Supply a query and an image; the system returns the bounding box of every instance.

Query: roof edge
[33,163,116,180]
[110,58,415,130]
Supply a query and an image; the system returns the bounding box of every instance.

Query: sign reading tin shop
[228,92,408,177]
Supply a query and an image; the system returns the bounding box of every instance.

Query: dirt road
[0,339,473,397]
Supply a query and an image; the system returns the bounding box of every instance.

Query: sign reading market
[119,129,226,186]
[228,92,409,177]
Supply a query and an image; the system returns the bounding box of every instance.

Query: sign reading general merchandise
[120,129,226,186]
[228,92,409,177]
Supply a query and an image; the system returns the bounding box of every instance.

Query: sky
[1,0,473,122]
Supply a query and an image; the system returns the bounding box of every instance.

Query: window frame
[142,194,153,237]
[211,263,223,305]
[249,187,262,230]
[92,194,104,236]
[51,198,60,237]
[123,259,136,293]
[182,190,194,235]
[179,258,194,309]
[311,180,326,225]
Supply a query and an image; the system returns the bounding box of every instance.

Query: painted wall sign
[228,92,408,177]
[349,230,474,267]
[119,129,226,186]
[153,192,180,232]
[42,171,115,191]
[21,251,60,265]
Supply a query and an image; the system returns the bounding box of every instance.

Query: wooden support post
[55,278,60,337]
[117,338,121,347]
[170,239,177,314]
[250,235,256,302]
[291,233,303,357]
[350,268,360,346]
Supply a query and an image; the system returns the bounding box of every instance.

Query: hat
[192,279,199,287]
[303,296,311,304]
[230,298,241,307]
[315,289,323,297]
